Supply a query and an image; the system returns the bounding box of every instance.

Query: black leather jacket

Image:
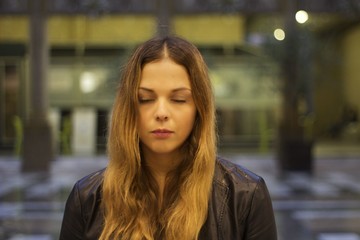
[60,158,277,240]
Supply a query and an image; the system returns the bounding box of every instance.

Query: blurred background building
[1,0,360,163]
[0,1,360,239]
[0,0,359,161]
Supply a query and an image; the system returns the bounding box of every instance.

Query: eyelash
[172,99,186,103]
[138,98,186,104]
[138,98,154,103]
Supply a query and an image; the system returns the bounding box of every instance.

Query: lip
[151,129,174,139]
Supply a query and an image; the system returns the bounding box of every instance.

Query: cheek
[137,107,150,123]
[136,112,146,132]
[182,109,197,129]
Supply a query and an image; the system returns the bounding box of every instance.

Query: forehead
[139,58,191,89]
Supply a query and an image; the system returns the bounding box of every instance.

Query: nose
[155,99,169,121]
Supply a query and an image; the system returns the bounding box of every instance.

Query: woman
[60,36,277,240]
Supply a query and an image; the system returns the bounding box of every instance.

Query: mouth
[151,129,174,138]
[151,129,173,133]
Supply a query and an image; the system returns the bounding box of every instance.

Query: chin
[152,148,177,155]
[141,141,183,156]
[149,145,180,155]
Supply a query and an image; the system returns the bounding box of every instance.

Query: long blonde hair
[100,36,217,240]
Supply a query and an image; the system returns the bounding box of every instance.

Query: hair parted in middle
[100,36,217,240]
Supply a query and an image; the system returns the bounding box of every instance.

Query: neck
[142,149,182,204]
[142,147,182,175]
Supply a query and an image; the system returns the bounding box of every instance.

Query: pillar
[22,0,53,172]
[157,0,172,37]
[276,0,314,176]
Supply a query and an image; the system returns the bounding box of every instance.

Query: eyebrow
[138,87,192,93]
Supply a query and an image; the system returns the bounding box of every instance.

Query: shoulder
[207,157,276,238]
[72,168,105,205]
[76,168,105,191]
[215,157,264,186]
[61,169,105,239]
[214,157,271,202]
[71,169,105,219]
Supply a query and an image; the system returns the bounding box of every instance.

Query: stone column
[276,0,314,176]
[22,0,53,172]
[157,0,172,37]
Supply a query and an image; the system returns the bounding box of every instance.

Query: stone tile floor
[1,142,360,240]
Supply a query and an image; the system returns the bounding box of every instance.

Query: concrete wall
[343,25,360,116]
[0,14,244,46]
[173,14,244,46]
[0,15,156,45]
[313,38,345,137]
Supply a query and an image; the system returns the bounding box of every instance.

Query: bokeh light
[295,10,309,24]
[274,28,285,41]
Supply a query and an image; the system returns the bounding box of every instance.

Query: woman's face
[137,58,196,158]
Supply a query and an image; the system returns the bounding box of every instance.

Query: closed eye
[139,98,155,104]
[172,99,186,103]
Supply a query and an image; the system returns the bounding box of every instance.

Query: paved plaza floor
[1,142,360,240]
